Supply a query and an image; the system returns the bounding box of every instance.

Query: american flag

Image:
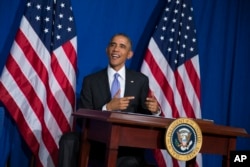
[0,0,77,166]
[141,0,202,166]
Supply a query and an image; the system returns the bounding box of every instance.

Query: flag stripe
[61,38,77,72]
[175,65,196,118]
[150,41,188,118]
[141,0,202,166]
[184,59,200,99]
[0,67,52,167]
[0,1,77,166]
[141,59,174,118]
[145,38,191,118]
[6,51,58,163]
[0,80,40,153]
[51,48,75,107]
[18,9,75,127]
[15,27,71,133]
[144,48,180,118]
[153,149,167,167]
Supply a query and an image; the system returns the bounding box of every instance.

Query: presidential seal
[165,118,202,161]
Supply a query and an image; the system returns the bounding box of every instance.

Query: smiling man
[78,33,160,167]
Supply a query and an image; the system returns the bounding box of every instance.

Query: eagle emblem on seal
[165,118,202,161]
[176,128,193,151]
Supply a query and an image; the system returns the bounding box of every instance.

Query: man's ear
[127,51,134,59]
[106,47,108,55]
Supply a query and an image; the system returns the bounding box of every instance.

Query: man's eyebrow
[109,42,127,48]
[109,41,116,45]
[119,43,127,48]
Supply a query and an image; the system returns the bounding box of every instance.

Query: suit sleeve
[78,77,94,109]
[139,75,152,115]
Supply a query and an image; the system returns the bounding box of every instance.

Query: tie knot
[114,73,119,78]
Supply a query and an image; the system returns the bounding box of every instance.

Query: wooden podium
[73,109,249,167]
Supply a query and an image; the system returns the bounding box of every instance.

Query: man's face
[106,35,133,71]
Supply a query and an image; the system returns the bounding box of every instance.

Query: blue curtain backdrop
[0,0,250,167]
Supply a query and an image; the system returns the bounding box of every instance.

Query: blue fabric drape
[0,105,31,167]
[0,0,249,166]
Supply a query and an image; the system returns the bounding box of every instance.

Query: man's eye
[120,44,126,49]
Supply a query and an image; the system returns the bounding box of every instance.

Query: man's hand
[145,91,160,114]
[107,90,134,111]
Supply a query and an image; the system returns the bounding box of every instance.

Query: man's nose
[113,45,119,51]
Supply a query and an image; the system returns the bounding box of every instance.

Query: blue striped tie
[111,73,120,98]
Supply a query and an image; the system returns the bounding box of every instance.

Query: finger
[123,96,135,101]
[146,97,155,102]
[127,96,135,100]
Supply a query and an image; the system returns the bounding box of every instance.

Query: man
[78,33,160,167]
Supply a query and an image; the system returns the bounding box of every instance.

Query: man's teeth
[112,54,119,58]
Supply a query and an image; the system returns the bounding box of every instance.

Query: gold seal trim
[165,118,202,161]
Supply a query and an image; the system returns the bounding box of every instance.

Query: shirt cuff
[102,105,107,111]
[152,109,161,116]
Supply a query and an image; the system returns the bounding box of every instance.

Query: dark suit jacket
[78,68,151,115]
[78,68,152,166]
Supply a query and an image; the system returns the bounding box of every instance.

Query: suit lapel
[99,69,111,100]
[124,69,136,96]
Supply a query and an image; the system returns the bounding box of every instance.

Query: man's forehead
[111,35,131,47]
[112,35,129,42]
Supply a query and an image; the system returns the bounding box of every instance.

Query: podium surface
[73,109,248,167]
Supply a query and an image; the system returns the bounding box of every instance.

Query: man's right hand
[106,90,134,111]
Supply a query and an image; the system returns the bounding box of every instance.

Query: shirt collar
[107,65,125,80]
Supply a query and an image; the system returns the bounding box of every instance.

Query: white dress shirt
[102,65,125,110]
[107,65,125,97]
